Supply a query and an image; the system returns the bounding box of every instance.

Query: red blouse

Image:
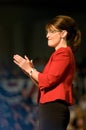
[38,47,75,105]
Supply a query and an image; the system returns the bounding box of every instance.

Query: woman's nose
[46,32,49,38]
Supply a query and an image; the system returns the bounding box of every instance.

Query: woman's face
[46,30,62,48]
[46,25,64,49]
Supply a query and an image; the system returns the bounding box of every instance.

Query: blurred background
[0,0,86,130]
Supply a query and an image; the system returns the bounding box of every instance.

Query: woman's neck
[55,38,67,50]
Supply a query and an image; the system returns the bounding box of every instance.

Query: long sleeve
[38,48,71,90]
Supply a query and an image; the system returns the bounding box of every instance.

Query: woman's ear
[61,30,67,39]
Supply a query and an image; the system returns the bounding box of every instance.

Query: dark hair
[45,15,81,53]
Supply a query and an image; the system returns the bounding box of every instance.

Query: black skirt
[39,100,70,130]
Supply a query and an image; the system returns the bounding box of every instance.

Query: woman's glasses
[46,30,61,35]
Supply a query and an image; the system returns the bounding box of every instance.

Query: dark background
[0,1,86,130]
[0,0,86,67]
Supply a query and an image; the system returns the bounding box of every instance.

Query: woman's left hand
[13,54,33,74]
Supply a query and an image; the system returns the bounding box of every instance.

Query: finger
[13,54,22,59]
[13,59,25,68]
[13,60,21,67]
[24,55,30,62]
[13,54,24,63]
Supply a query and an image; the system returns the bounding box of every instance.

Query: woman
[13,15,81,130]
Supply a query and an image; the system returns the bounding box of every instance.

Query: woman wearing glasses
[13,15,81,130]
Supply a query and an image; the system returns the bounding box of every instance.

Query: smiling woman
[13,15,81,130]
[46,27,67,49]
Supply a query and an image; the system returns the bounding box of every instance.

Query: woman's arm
[13,54,39,86]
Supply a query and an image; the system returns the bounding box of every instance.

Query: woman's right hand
[13,54,33,76]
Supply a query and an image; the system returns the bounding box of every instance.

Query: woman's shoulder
[54,46,72,55]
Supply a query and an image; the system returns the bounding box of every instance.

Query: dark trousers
[39,100,70,130]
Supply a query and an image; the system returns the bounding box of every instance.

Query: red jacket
[38,47,75,105]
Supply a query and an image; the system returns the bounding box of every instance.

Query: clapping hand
[13,54,34,75]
